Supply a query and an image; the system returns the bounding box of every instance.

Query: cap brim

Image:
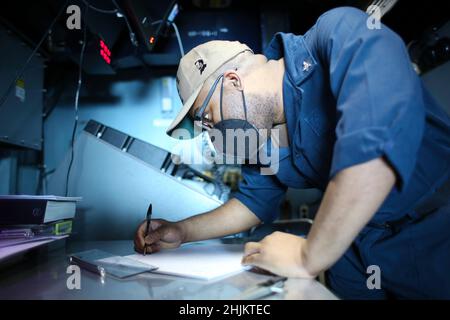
[166,85,202,138]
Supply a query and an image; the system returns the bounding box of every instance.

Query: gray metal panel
[0,27,44,150]
[0,152,17,194]
[47,130,222,240]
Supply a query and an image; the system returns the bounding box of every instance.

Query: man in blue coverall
[134,7,450,299]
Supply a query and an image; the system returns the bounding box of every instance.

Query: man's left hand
[242,231,317,279]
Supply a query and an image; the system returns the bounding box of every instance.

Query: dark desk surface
[0,239,337,300]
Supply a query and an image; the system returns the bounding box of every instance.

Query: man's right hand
[134,219,187,254]
[133,199,261,255]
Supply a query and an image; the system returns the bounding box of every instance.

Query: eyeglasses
[193,74,225,131]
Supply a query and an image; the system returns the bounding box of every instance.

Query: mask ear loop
[231,68,248,121]
[219,74,225,122]
[195,73,224,124]
[241,90,248,121]
[239,76,263,162]
[233,67,248,121]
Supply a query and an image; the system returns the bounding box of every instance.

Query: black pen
[144,203,152,256]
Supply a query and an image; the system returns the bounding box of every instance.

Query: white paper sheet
[126,242,248,281]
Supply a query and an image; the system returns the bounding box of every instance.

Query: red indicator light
[99,39,112,65]
[149,36,155,44]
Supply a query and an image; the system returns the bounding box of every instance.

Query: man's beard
[247,92,277,130]
[225,91,277,130]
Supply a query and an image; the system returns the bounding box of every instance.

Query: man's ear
[223,69,244,91]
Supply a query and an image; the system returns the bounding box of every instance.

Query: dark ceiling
[1,0,448,60]
[0,0,447,109]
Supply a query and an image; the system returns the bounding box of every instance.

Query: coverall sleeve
[232,165,287,223]
[315,7,426,191]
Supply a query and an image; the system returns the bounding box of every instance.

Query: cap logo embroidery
[195,59,207,75]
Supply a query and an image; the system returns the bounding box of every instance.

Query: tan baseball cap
[166,40,253,137]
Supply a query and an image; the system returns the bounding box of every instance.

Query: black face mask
[194,74,266,164]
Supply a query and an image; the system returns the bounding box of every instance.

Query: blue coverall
[232,7,450,299]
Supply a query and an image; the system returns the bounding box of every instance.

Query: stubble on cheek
[247,93,277,130]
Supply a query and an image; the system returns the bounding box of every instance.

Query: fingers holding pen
[133,219,161,253]
[143,242,161,254]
